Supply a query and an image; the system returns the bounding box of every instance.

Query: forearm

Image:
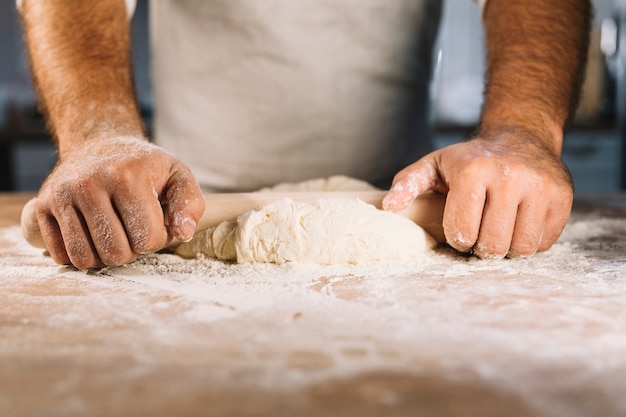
[20,0,145,157]
[479,0,591,154]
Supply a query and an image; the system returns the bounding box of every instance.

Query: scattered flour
[3,202,626,417]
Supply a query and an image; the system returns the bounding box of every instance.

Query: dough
[175,176,436,264]
[256,176,379,193]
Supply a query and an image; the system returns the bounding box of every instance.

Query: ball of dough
[176,197,436,265]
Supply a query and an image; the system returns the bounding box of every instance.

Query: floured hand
[383,128,573,259]
[35,136,205,269]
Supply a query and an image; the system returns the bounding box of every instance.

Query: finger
[114,187,168,254]
[538,191,573,252]
[443,183,486,253]
[37,210,71,266]
[383,155,441,211]
[162,163,206,242]
[473,188,519,259]
[508,199,548,258]
[77,192,136,266]
[45,204,103,269]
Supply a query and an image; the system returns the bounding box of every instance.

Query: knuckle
[49,175,101,206]
[106,164,135,187]
[458,157,514,189]
[38,187,71,214]
[130,236,152,254]
[131,232,164,254]
[458,158,488,180]
[89,228,132,267]
[125,215,167,254]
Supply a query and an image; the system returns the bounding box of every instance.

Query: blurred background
[0,0,623,192]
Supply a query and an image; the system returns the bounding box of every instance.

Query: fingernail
[180,218,196,242]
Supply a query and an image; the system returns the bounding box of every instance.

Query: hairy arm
[21,0,204,269]
[21,0,144,153]
[385,0,591,258]
[479,0,590,152]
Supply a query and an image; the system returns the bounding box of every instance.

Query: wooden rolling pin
[21,191,446,250]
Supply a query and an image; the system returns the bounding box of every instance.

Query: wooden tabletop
[1,193,625,417]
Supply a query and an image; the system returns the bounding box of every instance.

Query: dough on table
[175,176,436,264]
[256,176,379,193]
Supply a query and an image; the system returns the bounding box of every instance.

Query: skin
[20,0,590,268]
[20,0,205,269]
[383,0,590,259]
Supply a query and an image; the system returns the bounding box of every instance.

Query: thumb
[382,155,441,212]
[162,162,206,242]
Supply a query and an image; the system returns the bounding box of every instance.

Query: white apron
[149,0,442,191]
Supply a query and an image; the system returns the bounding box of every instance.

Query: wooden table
[1,193,625,417]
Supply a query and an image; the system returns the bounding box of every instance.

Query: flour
[6,211,626,318]
[4,203,626,417]
[10,204,625,282]
[123,214,626,283]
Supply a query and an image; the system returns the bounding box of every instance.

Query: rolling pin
[21,191,446,251]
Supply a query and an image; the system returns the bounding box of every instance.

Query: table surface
[1,193,625,417]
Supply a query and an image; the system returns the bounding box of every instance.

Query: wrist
[474,122,564,158]
[55,102,146,157]
[478,107,564,155]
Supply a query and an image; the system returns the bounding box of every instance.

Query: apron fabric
[150,0,442,191]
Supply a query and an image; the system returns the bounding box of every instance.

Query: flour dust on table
[175,176,437,264]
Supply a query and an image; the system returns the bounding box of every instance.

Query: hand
[383,128,573,258]
[35,136,205,269]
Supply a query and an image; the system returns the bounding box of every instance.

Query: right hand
[383,128,573,259]
[34,136,205,269]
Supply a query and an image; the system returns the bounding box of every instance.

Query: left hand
[383,127,573,258]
